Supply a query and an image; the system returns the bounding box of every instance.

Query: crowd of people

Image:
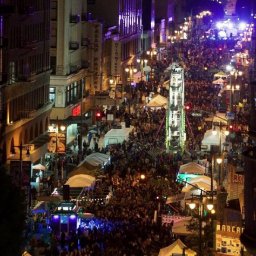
[25,12,252,256]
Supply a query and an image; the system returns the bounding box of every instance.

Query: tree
[0,165,26,255]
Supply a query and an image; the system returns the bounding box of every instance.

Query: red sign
[72,105,81,116]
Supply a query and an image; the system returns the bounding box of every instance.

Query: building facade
[0,0,52,165]
[50,0,103,151]
[88,0,142,91]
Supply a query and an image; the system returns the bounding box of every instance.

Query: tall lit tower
[166,63,186,154]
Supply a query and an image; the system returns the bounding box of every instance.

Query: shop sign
[72,105,81,116]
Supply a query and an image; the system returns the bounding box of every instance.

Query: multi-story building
[50,0,103,151]
[0,0,52,165]
[141,0,155,51]
[88,0,142,91]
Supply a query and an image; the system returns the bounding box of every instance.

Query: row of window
[9,84,49,122]
[50,78,87,107]
[9,22,50,49]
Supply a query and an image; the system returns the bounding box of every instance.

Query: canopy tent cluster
[146,94,168,108]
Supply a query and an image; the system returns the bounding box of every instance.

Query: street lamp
[226,65,243,113]
[188,191,215,256]
[212,126,229,185]
[136,58,148,81]
[216,157,223,186]
[146,48,157,59]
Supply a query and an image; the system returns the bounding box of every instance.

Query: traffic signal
[185,105,191,111]
[95,111,102,121]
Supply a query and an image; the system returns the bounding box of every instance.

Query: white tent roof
[65,174,95,188]
[179,162,206,175]
[104,126,134,147]
[32,163,46,170]
[84,153,110,167]
[147,94,167,108]
[214,71,227,78]
[212,77,225,84]
[159,238,196,256]
[201,129,226,147]
[182,175,217,192]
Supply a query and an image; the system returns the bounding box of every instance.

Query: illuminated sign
[215,223,246,255]
[72,105,81,116]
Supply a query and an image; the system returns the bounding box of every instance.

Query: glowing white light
[218,31,226,38]
[238,22,247,30]
[216,22,223,29]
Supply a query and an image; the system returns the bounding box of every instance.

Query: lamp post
[146,48,157,59]
[179,178,215,255]
[226,65,243,113]
[212,127,229,185]
[125,65,137,114]
[188,191,215,256]
[136,58,148,81]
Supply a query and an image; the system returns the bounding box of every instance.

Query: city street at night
[0,0,256,256]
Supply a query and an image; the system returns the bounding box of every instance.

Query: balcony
[69,41,79,50]
[70,14,80,23]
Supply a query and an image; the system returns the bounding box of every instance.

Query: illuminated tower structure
[166,63,186,154]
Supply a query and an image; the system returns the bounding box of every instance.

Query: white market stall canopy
[158,238,196,256]
[65,174,95,188]
[182,175,217,192]
[212,77,225,84]
[84,152,110,167]
[146,94,168,108]
[179,162,206,175]
[32,163,46,171]
[214,71,227,79]
[104,126,134,147]
[201,129,227,151]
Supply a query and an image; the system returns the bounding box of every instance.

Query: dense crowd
[26,15,252,256]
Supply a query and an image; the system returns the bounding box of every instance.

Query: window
[49,87,56,105]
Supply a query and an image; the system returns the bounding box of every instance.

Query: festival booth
[158,239,196,256]
[212,77,225,85]
[50,202,78,235]
[182,175,217,193]
[31,163,47,194]
[104,125,134,147]
[177,162,206,182]
[68,153,110,179]
[201,129,227,152]
[146,94,168,109]
[84,153,110,167]
[214,71,227,79]
[65,174,95,188]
